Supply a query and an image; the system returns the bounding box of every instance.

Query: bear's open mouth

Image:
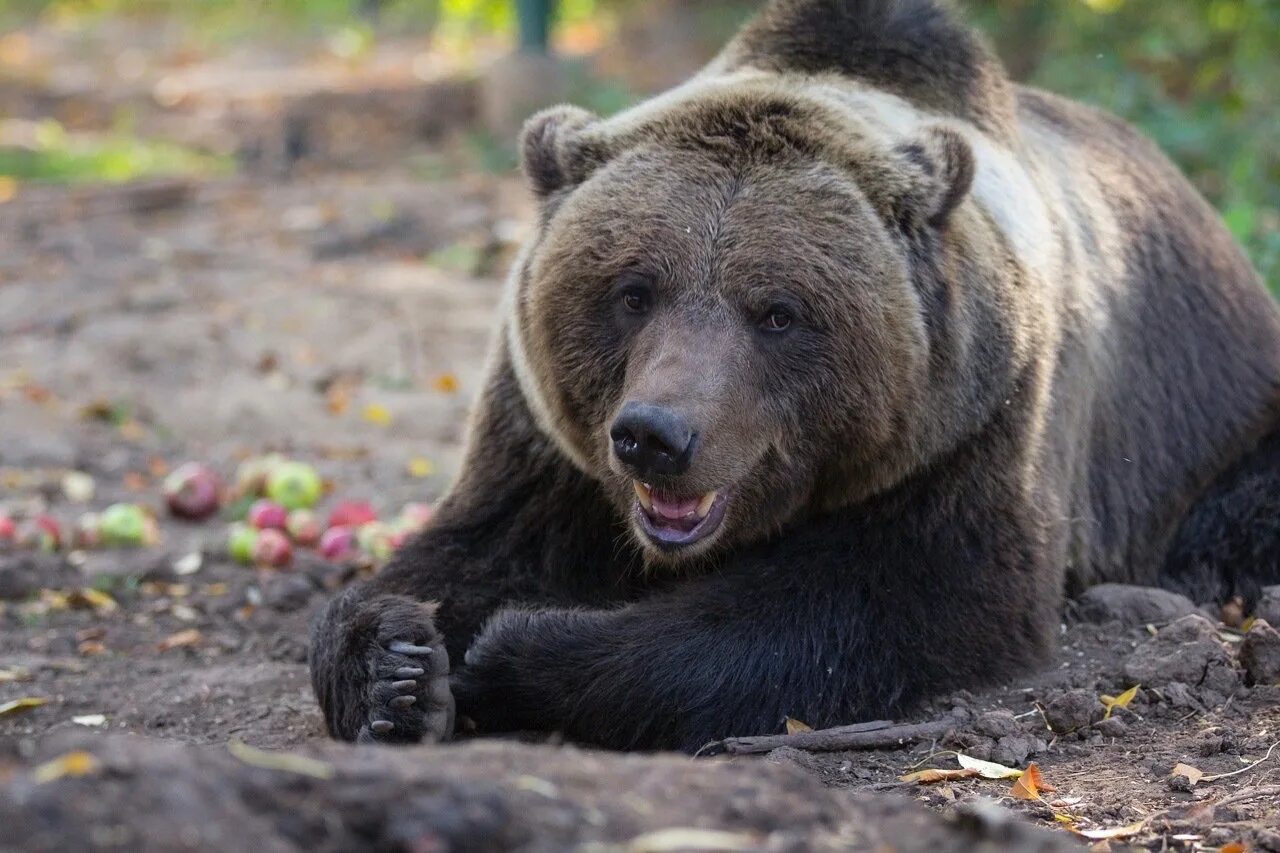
[631,481,728,549]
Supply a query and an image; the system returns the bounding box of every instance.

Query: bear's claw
[389,641,434,656]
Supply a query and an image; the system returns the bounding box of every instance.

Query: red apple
[328,500,377,529]
[252,528,293,568]
[247,499,288,531]
[318,525,356,561]
[164,462,222,520]
[34,515,62,550]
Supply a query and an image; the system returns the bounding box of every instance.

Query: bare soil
[2,20,1278,853]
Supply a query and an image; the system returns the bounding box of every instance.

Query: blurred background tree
[0,0,1276,289]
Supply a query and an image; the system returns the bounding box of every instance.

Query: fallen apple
[318,525,356,561]
[247,499,288,531]
[253,528,293,568]
[163,462,222,521]
[265,461,323,511]
[328,500,377,529]
[227,522,258,565]
[100,504,156,548]
[285,509,323,547]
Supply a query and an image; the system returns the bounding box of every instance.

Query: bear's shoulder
[716,0,1015,135]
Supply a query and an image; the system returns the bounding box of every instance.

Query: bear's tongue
[650,491,701,522]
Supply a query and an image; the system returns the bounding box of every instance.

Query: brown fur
[309,0,1280,751]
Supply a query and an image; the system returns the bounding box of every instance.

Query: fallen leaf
[158,628,203,651]
[0,666,32,683]
[1100,684,1139,719]
[68,588,118,613]
[1171,762,1204,786]
[900,767,979,784]
[785,717,813,734]
[71,714,106,727]
[77,640,106,656]
[1074,822,1146,841]
[362,403,392,426]
[956,753,1023,779]
[407,456,434,478]
[433,373,459,394]
[0,697,48,717]
[227,739,334,779]
[1010,763,1055,799]
[1054,814,1076,825]
[32,751,101,784]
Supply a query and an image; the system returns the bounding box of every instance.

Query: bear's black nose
[610,402,696,477]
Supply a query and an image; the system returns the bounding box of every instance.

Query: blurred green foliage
[0,0,1275,288]
[0,119,231,182]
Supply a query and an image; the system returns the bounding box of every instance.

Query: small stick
[1202,740,1280,782]
[703,716,962,757]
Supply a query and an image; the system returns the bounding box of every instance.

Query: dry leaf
[77,640,106,656]
[158,628,203,651]
[1010,763,1055,799]
[0,696,47,717]
[785,717,813,734]
[433,373,459,394]
[1100,684,1139,719]
[1075,822,1146,841]
[900,768,979,784]
[362,403,392,426]
[1171,762,1204,786]
[956,753,1023,779]
[68,588,118,613]
[227,739,334,779]
[0,666,32,683]
[32,751,101,784]
[407,456,434,478]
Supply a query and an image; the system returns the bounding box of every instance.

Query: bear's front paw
[310,591,454,744]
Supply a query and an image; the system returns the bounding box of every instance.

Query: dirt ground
[2,19,1279,853]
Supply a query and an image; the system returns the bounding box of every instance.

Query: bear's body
[309,0,1280,751]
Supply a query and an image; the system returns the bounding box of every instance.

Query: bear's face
[510,96,976,562]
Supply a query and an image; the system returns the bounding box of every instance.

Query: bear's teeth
[633,481,653,511]
[696,491,717,518]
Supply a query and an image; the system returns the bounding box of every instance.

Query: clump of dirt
[1,734,1083,853]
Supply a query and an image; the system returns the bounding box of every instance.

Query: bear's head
[508,83,1020,563]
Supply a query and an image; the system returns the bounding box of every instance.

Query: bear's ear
[519,105,607,199]
[887,125,975,229]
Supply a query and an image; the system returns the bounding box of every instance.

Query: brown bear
[309,0,1280,751]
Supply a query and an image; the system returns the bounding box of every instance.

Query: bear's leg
[1161,426,1280,608]
[309,352,639,743]
[453,508,1056,752]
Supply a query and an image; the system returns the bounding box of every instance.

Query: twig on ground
[1202,740,1280,783]
[700,716,964,757]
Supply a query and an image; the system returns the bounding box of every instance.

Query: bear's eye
[760,307,793,333]
[620,284,651,315]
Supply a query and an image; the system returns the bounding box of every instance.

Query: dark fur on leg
[453,427,1056,753]
[1162,426,1280,608]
